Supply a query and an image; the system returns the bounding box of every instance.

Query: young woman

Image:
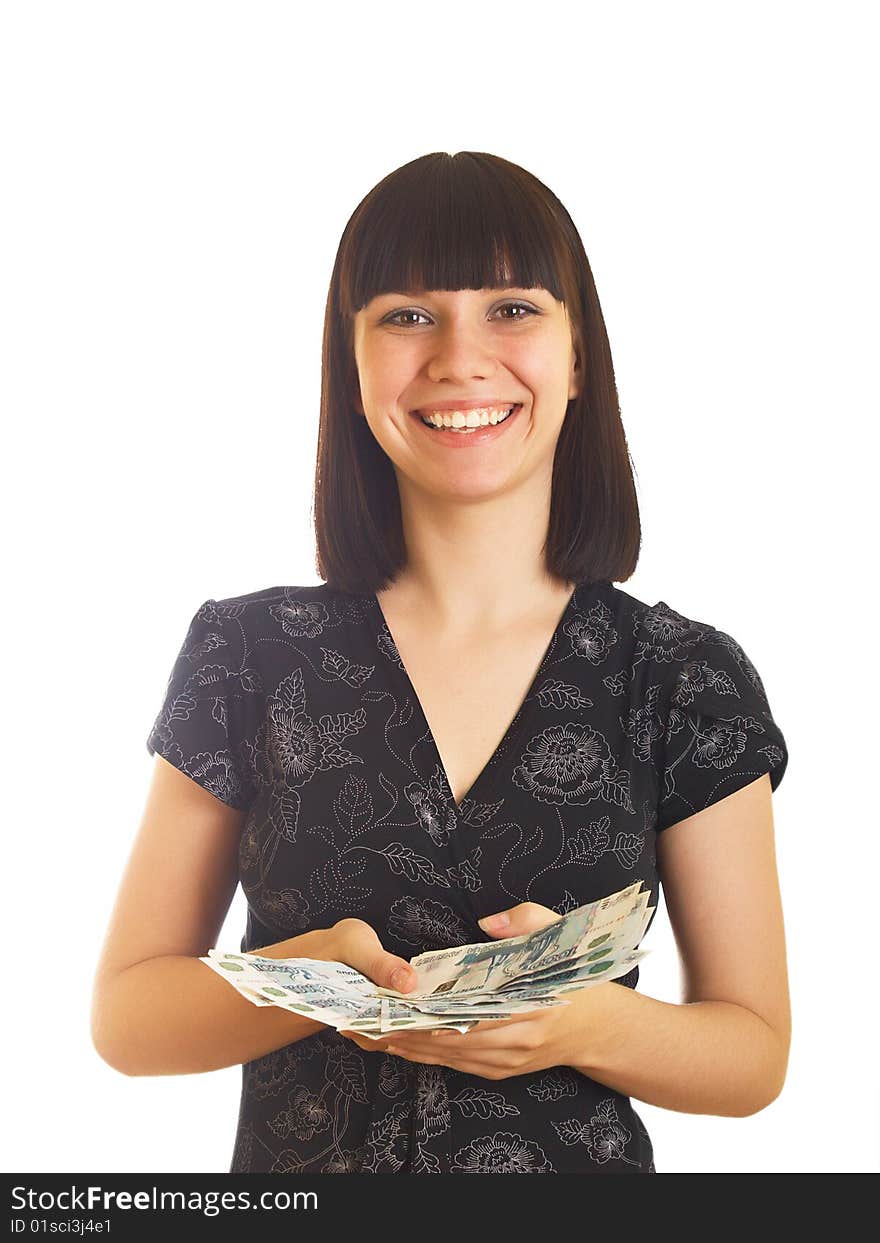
[91,151,790,1174]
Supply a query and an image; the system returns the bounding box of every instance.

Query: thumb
[333,918,417,993]
[385,955,416,992]
[477,902,563,938]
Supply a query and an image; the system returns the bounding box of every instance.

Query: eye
[496,301,538,320]
[383,309,431,327]
[381,301,539,327]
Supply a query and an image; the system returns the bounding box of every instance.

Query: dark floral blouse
[145,579,788,1174]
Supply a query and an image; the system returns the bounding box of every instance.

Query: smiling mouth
[415,404,520,432]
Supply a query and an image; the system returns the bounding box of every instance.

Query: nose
[424,319,499,384]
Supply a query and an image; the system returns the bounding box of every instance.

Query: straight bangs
[337,152,573,318]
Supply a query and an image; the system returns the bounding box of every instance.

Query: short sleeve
[146,598,261,812]
[656,625,789,832]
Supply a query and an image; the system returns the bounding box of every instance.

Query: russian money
[200,881,654,1040]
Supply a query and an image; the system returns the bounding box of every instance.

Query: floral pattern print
[146,580,788,1174]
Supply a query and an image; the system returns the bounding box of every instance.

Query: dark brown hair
[313,151,641,594]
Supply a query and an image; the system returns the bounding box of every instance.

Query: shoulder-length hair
[313,151,640,594]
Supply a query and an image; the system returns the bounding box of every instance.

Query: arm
[351,780,790,1115]
[92,758,416,1076]
[90,758,328,1076]
[94,940,330,1077]
[571,773,791,1117]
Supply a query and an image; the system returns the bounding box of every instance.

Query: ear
[568,342,582,403]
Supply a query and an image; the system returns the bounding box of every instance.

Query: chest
[379,613,561,809]
[240,580,662,943]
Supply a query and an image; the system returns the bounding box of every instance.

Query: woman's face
[351,286,581,500]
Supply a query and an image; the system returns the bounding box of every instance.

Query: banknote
[378,881,651,999]
[200,881,655,1039]
[200,950,569,1037]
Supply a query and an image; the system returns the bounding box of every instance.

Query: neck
[384,471,576,630]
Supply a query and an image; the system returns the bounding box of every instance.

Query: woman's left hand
[339,901,614,1079]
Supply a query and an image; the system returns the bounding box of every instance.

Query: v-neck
[369,581,585,812]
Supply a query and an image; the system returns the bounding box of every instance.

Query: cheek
[364,343,418,399]
[511,330,574,383]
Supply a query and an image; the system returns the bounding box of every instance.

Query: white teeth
[419,404,517,430]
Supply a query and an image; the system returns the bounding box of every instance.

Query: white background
[2,0,877,1175]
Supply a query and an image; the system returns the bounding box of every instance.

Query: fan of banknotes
[200,880,655,1039]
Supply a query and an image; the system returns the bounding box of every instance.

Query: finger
[339,1030,395,1050]
[393,1017,538,1057]
[476,902,563,939]
[467,1010,548,1029]
[331,919,418,994]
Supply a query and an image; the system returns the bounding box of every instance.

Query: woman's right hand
[252,920,418,994]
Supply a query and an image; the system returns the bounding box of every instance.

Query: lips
[410,401,524,444]
[414,403,518,429]
[409,399,521,415]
